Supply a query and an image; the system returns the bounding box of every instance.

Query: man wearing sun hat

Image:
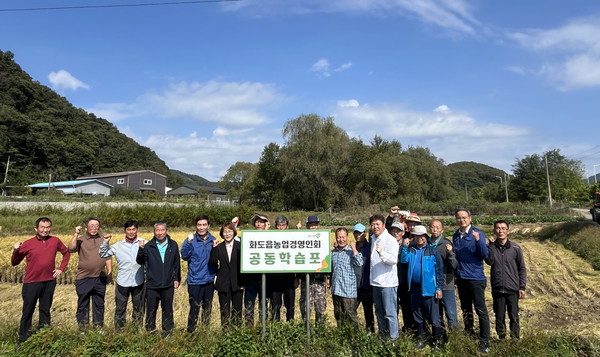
[401,225,444,348]
[390,221,416,334]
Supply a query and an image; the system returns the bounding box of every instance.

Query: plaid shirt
[331,245,363,298]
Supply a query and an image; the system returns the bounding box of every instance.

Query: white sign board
[240,230,331,273]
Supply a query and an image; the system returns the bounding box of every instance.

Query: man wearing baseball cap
[353,223,375,332]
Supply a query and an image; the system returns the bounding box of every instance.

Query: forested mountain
[0,50,181,187]
[170,169,215,187]
[447,161,507,191]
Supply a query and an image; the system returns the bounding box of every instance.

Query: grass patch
[3,324,599,357]
[536,222,600,270]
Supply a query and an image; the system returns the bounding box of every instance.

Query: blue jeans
[373,286,399,339]
[440,288,459,329]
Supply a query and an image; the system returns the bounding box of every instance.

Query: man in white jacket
[369,214,400,340]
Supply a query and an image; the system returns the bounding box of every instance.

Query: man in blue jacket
[181,215,218,332]
[136,221,181,336]
[400,225,444,348]
[452,208,490,353]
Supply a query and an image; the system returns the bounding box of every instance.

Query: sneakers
[415,340,427,349]
[478,342,490,354]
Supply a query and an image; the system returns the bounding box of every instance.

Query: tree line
[219,114,590,210]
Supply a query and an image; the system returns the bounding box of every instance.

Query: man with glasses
[452,208,490,353]
[485,220,526,341]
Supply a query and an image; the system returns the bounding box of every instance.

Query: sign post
[240,229,331,340]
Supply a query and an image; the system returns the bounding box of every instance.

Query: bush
[536,222,600,270]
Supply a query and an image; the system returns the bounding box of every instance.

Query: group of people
[348,207,527,353]
[11,209,526,354]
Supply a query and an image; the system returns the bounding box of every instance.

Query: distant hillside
[170,169,215,187]
[447,161,507,191]
[0,50,179,186]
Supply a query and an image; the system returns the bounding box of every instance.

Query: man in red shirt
[11,217,70,343]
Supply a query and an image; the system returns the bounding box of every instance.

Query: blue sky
[2,0,600,182]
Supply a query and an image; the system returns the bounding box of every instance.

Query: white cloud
[87,80,285,126]
[86,103,136,122]
[142,127,278,181]
[337,99,360,108]
[221,0,482,35]
[334,102,526,138]
[311,58,331,77]
[48,70,90,91]
[433,104,450,113]
[311,58,353,77]
[505,66,526,75]
[335,62,353,72]
[509,16,600,89]
[332,101,530,171]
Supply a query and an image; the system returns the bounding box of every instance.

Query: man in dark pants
[136,222,181,336]
[267,216,297,321]
[181,215,218,332]
[452,208,490,353]
[68,217,112,330]
[99,220,146,329]
[243,214,269,326]
[11,217,70,343]
[485,220,527,340]
[428,220,459,336]
[390,221,416,334]
[354,223,375,333]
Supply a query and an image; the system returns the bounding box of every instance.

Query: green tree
[279,114,352,210]
[252,143,286,210]
[511,149,586,202]
[219,161,257,204]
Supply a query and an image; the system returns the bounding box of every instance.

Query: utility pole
[464,183,468,201]
[504,173,509,202]
[2,155,9,185]
[545,154,553,207]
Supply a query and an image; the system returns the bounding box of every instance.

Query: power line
[0,0,241,12]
